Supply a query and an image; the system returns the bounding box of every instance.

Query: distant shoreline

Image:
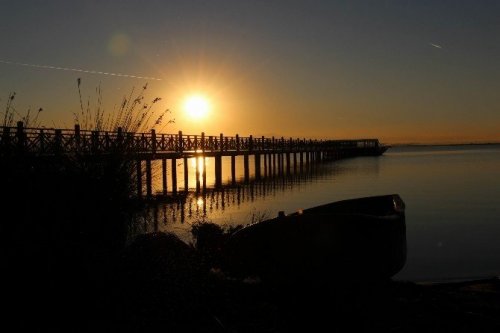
[388,142,500,148]
[397,274,500,285]
[413,275,500,286]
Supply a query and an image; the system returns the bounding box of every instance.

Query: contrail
[0,59,162,81]
[430,43,443,49]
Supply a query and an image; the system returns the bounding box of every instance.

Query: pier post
[195,155,201,193]
[201,132,206,192]
[231,133,237,183]
[279,153,284,176]
[244,153,249,183]
[116,127,123,149]
[55,129,62,155]
[300,151,304,172]
[16,121,24,152]
[272,153,276,177]
[280,137,285,175]
[74,124,81,149]
[231,155,236,185]
[39,129,45,153]
[268,153,273,177]
[282,153,285,175]
[162,158,167,196]
[184,157,189,192]
[91,131,99,153]
[293,150,298,173]
[272,137,276,176]
[215,155,222,188]
[104,132,110,150]
[171,158,177,195]
[146,159,152,198]
[215,133,223,188]
[202,157,206,192]
[263,153,268,178]
[136,160,142,197]
[254,153,261,180]
[277,138,282,175]
[286,152,291,175]
[178,131,183,152]
[151,129,156,154]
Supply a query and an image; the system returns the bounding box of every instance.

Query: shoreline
[414,275,500,286]
[396,274,500,285]
[388,142,500,148]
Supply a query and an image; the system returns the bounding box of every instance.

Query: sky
[1,0,499,144]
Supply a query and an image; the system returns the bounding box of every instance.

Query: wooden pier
[1,122,387,197]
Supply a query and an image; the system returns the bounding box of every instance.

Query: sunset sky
[1,0,499,144]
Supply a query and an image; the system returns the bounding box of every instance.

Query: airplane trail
[430,43,443,49]
[0,59,162,81]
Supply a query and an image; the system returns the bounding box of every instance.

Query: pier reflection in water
[130,155,378,243]
[141,152,321,195]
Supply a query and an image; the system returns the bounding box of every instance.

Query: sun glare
[184,95,210,120]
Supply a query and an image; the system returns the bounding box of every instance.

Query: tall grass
[74,78,174,133]
[1,80,184,330]
[66,78,174,198]
[1,91,43,127]
[1,78,176,244]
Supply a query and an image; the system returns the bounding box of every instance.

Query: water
[138,144,500,282]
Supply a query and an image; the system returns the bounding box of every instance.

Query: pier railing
[1,122,387,197]
[0,122,381,157]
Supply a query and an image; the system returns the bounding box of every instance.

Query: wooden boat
[222,194,406,284]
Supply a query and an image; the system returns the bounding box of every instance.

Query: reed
[1,79,176,248]
[65,79,175,201]
[74,78,174,133]
[1,91,43,127]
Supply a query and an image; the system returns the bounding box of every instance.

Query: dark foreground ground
[7,232,498,333]
[112,268,500,332]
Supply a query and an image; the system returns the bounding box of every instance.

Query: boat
[222,194,406,285]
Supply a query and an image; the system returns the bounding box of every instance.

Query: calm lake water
[137,144,500,282]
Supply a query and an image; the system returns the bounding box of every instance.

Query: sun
[184,95,210,120]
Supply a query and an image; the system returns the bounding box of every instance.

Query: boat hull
[223,194,406,284]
